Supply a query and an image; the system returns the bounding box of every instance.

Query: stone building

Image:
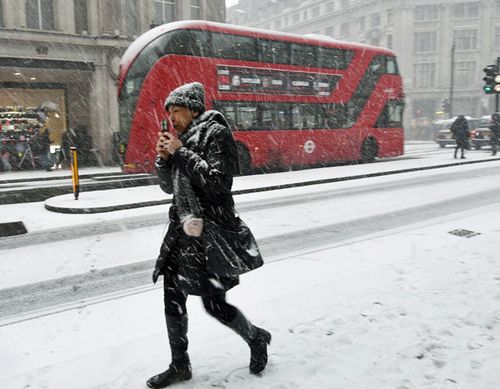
[0,0,225,164]
[228,0,500,138]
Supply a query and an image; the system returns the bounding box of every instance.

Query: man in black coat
[489,113,500,156]
[147,82,270,388]
[450,115,470,159]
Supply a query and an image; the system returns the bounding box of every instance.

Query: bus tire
[360,137,378,163]
[236,143,251,175]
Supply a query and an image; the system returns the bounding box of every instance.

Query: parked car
[469,115,494,150]
[434,116,478,148]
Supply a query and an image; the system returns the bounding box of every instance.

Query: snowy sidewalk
[44,147,500,214]
[1,204,499,388]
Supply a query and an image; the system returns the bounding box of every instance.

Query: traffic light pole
[496,57,500,113]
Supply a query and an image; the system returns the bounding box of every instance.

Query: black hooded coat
[154,110,263,296]
[450,116,470,149]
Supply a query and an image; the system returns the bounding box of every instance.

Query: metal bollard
[70,147,80,200]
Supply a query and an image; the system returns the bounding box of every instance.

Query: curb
[0,171,126,185]
[44,199,170,214]
[0,176,158,205]
[44,157,500,214]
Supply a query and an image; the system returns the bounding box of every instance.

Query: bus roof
[119,20,396,78]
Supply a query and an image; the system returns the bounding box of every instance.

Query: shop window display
[0,106,55,171]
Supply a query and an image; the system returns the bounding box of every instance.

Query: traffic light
[495,73,500,93]
[482,64,498,94]
[441,99,450,113]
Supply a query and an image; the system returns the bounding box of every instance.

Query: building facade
[0,0,225,164]
[228,0,500,139]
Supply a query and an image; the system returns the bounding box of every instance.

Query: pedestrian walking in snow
[147,82,270,388]
[489,112,500,156]
[450,115,470,159]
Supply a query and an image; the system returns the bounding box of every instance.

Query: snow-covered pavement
[1,203,499,388]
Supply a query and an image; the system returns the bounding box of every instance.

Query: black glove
[152,255,166,284]
[152,267,162,284]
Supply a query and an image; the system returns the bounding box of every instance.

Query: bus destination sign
[217,66,340,96]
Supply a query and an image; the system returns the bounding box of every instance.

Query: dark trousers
[162,274,259,368]
[491,137,498,155]
[164,282,237,324]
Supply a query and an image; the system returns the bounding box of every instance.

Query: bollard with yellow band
[70,147,80,200]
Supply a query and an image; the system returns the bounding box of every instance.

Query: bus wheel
[360,138,378,163]
[236,143,251,175]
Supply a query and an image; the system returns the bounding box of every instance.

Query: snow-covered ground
[1,142,500,388]
[1,204,500,388]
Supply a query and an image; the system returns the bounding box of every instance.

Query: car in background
[434,116,478,148]
[469,115,494,150]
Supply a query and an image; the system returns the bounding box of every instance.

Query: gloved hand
[152,267,162,284]
[152,255,165,284]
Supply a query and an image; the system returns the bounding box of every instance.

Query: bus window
[302,105,318,128]
[291,43,317,68]
[126,37,166,80]
[119,33,173,142]
[237,104,258,130]
[344,99,360,128]
[260,104,289,130]
[370,55,400,74]
[386,56,399,74]
[291,106,302,129]
[212,33,258,62]
[163,29,210,57]
[369,55,385,73]
[275,105,289,129]
[375,99,404,128]
[259,39,290,64]
[221,104,237,129]
[322,103,348,129]
[318,47,354,70]
[388,102,404,127]
[291,104,318,129]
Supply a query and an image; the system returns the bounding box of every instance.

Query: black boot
[454,148,458,159]
[249,327,272,374]
[226,311,272,374]
[147,315,192,388]
[146,364,192,388]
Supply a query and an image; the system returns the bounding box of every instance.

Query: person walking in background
[450,115,470,159]
[489,113,500,156]
[32,128,53,171]
[148,82,271,388]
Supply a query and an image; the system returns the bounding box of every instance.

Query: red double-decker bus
[117,21,404,174]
